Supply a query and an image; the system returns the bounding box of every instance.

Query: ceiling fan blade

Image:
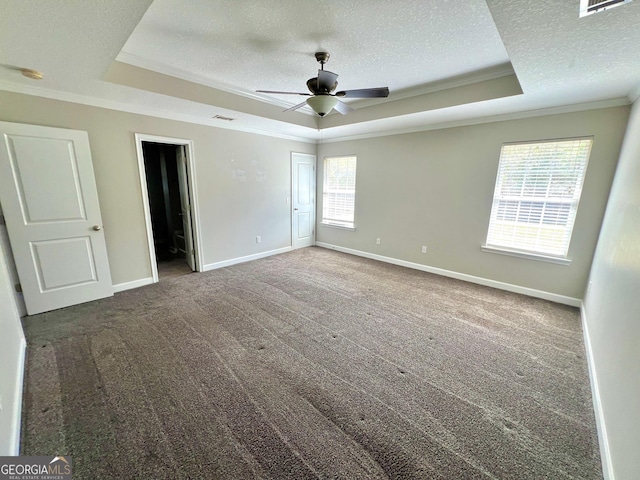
[333,100,355,115]
[335,87,389,98]
[256,90,311,96]
[283,100,308,112]
[317,70,339,92]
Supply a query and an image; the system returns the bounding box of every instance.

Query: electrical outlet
[256,236,261,243]
[421,246,427,253]
[588,281,593,293]
[286,197,290,204]
[376,238,381,245]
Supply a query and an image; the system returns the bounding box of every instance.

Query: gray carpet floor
[21,247,602,479]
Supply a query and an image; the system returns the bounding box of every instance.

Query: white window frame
[482,137,593,265]
[321,155,357,230]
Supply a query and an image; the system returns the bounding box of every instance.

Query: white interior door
[291,152,316,249]
[176,146,195,270]
[0,122,113,315]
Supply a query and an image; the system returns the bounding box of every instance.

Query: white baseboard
[315,242,581,307]
[580,304,614,480]
[9,335,26,455]
[113,277,155,293]
[113,247,295,289]
[203,246,293,271]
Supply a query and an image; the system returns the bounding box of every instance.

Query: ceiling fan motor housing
[307,77,338,94]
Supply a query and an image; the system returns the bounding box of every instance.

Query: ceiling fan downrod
[315,51,330,70]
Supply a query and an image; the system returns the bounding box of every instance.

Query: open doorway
[135,134,202,282]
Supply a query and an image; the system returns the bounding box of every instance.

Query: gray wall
[0,218,25,455]
[0,204,26,316]
[317,107,629,300]
[0,91,315,285]
[584,100,640,480]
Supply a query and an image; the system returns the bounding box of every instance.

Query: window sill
[321,222,356,231]
[481,245,571,265]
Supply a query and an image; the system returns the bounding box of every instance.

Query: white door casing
[177,146,195,270]
[291,152,316,249]
[134,133,203,282]
[0,122,113,315]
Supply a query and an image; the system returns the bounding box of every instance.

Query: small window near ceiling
[483,137,593,262]
[322,155,357,229]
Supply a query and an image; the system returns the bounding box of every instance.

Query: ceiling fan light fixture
[306,95,339,117]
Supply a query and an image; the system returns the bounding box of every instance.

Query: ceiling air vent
[580,0,633,17]
[212,114,235,121]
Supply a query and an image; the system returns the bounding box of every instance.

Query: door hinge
[15,283,22,293]
[0,215,5,226]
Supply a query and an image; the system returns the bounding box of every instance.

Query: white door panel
[9,136,87,222]
[0,121,113,315]
[297,212,311,239]
[291,153,316,249]
[31,237,97,290]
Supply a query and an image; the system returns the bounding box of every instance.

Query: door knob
[294,208,299,211]
[92,225,102,231]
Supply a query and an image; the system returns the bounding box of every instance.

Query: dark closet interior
[142,142,187,263]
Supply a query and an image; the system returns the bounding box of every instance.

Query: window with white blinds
[485,138,592,258]
[322,155,357,228]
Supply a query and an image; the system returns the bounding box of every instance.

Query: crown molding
[325,63,518,115]
[0,80,317,144]
[117,51,316,115]
[0,80,630,147]
[319,97,630,143]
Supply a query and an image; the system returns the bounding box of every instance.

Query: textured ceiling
[0,0,152,88]
[487,0,640,97]
[1,0,640,141]
[120,0,511,107]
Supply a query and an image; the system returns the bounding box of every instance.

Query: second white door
[291,153,316,249]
